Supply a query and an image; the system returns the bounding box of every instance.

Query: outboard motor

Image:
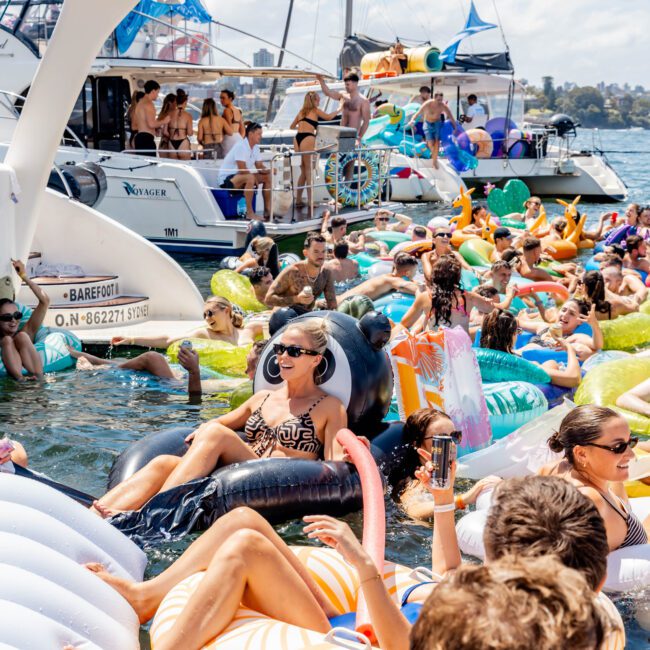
[545,113,579,138]
[47,161,107,207]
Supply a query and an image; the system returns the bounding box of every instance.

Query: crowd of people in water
[3,196,650,649]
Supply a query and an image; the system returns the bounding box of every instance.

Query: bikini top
[600,490,648,548]
[427,290,468,328]
[244,393,326,458]
[300,116,319,129]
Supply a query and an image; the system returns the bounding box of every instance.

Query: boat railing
[0,89,89,152]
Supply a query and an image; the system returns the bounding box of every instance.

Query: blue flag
[116,0,212,55]
[440,1,497,63]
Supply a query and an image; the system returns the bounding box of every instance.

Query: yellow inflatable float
[150,546,424,649]
[168,339,251,377]
[574,356,650,436]
[360,46,441,75]
[211,270,267,313]
[600,313,650,351]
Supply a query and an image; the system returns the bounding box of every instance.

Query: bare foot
[90,499,124,519]
[85,563,156,623]
[75,357,94,371]
[66,345,82,359]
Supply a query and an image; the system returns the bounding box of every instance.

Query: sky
[204,0,649,88]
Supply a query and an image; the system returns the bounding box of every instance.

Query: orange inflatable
[543,238,577,260]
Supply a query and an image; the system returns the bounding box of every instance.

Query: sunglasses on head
[204,304,228,318]
[273,343,320,358]
[583,437,638,455]
[435,232,451,238]
[0,311,22,323]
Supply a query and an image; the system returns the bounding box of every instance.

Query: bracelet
[433,503,455,514]
[455,495,467,510]
[359,573,381,586]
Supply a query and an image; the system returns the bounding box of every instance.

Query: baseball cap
[493,227,513,240]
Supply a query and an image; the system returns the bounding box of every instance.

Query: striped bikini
[600,491,648,548]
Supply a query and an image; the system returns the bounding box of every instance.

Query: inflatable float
[211,270,267,313]
[600,313,650,351]
[0,473,145,649]
[167,338,252,378]
[0,305,81,376]
[324,151,383,207]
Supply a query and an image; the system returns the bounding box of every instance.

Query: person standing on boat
[290,91,342,208]
[167,89,193,161]
[218,122,271,221]
[460,94,487,129]
[156,93,177,159]
[126,90,144,150]
[407,92,457,169]
[415,86,431,105]
[316,73,370,142]
[265,232,337,314]
[133,80,171,157]
[197,98,233,160]
[220,89,245,155]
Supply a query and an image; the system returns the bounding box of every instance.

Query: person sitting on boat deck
[624,234,650,276]
[481,308,581,387]
[0,260,50,381]
[376,41,408,76]
[265,232,337,314]
[91,318,348,517]
[218,122,271,221]
[395,256,516,337]
[235,236,279,277]
[407,91,457,169]
[616,377,650,417]
[156,93,177,159]
[323,242,359,283]
[248,266,274,307]
[317,72,370,142]
[460,93,487,129]
[581,270,639,320]
[133,80,170,157]
[338,252,418,303]
[290,91,342,208]
[126,90,144,150]
[601,262,648,306]
[422,226,472,278]
[517,298,602,363]
[541,404,650,549]
[363,208,413,236]
[197,97,233,160]
[461,204,488,236]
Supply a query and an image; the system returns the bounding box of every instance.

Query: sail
[440,0,497,64]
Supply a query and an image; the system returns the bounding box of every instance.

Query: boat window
[488,93,524,127]
[66,80,93,147]
[15,1,62,55]
[272,91,326,130]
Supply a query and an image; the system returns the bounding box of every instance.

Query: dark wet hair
[501,248,522,267]
[490,260,511,274]
[467,93,477,101]
[428,255,463,327]
[413,225,427,238]
[331,216,347,229]
[175,88,188,105]
[304,231,326,248]
[565,298,590,316]
[333,242,349,259]
[249,266,271,285]
[476,285,499,299]
[522,236,542,252]
[0,298,17,311]
[599,254,623,270]
[144,80,160,94]
[548,404,622,465]
[393,252,418,270]
[471,204,484,223]
[246,122,262,137]
[419,86,431,94]
[582,270,611,316]
[480,309,517,353]
[626,234,645,253]
[343,72,360,83]
[221,89,235,100]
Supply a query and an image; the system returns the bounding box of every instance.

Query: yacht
[268,66,628,203]
[0,0,391,256]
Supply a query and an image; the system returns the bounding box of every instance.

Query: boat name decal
[122,181,168,199]
[68,281,119,303]
[53,303,149,328]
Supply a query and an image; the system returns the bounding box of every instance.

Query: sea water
[1,129,649,647]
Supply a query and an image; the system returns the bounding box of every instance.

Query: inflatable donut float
[0,473,145,649]
[324,151,383,207]
[600,313,650,351]
[368,230,410,250]
[465,128,493,158]
[150,546,425,650]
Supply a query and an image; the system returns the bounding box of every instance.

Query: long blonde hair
[251,236,275,259]
[298,92,319,120]
[285,317,330,384]
[205,295,244,329]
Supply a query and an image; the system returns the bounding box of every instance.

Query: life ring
[211,270,267,313]
[600,313,650,351]
[351,251,382,272]
[498,217,526,230]
[150,545,424,650]
[574,357,650,436]
[456,493,650,593]
[459,238,493,267]
[464,128,493,158]
[515,281,569,302]
[324,151,382,207]
[483,380,548,440]
[167,339,252,377]
[0,473,146,648]
[475,348,551,384]
[0,305,81,376]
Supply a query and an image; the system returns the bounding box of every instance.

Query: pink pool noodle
[335,428,385,642]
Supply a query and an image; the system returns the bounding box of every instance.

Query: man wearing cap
[491,226,516,262]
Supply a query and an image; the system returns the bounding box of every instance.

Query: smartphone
[180,340,193,351]
[428,435,453,490]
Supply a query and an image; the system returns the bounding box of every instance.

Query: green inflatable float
[168,338,251,378]
[210,270,266,313]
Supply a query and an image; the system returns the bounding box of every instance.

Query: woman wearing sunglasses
[393,407,500,520]
[542,404,649,550]
[0,259,50,380]
[91,318,347,517]
[421,227,472,281]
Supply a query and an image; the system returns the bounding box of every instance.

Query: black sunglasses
[423,430,463,445]
[377,217,390,222]
[583,437,638,455]
[273,343,320,358]
[435,232,451,238]
[203,305,228,318]
[0,311,22,323]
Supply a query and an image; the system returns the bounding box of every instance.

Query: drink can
[429,435,452,490]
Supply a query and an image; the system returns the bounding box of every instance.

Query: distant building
[253,48,274,89]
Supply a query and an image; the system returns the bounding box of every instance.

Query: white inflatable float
[457,490,650,593]
[0,474,145,649]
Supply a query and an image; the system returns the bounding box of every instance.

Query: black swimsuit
[244,393,325,458]
[133,132,156,157]
[295,117,319,146]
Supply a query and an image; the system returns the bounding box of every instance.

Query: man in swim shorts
[407,92,457,169]
[133,80,170,157]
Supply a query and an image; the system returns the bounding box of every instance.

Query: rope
[310,0,321,64]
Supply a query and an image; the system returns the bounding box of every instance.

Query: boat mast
[344,0,353,37]
[265,0,294,123]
